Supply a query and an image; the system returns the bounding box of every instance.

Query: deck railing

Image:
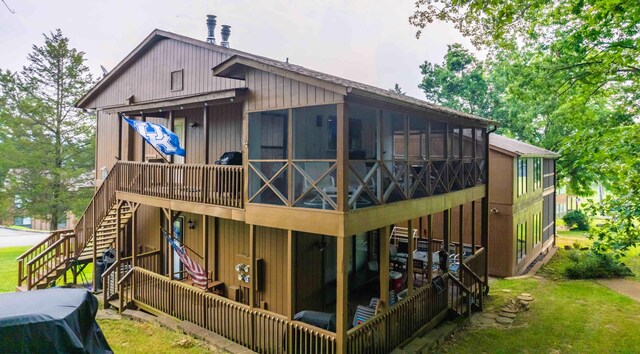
[103,250,160,306]
[115,161,244,208]
[126,267,335,354]
[347,277,449,353]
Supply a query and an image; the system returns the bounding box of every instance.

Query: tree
[390,83,406,95]
[419,43,492,117]
[409,0,640,116]
[0,30,94,230]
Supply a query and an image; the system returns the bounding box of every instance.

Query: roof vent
[206,15,217,44]
[221,25,231,48]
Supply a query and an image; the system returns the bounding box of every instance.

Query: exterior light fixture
[187,219,195,229]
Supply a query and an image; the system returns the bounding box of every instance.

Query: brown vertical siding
[95,111,120,181]
[255,226,288,315]
[295,232,327,313]
[134,205,160,252]
[84,39,245,109]
[245,69,343,112]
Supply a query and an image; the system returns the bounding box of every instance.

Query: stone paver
[495,316,514,325]
[499,312,516,318]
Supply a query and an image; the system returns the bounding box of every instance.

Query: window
[517,158,528,197]
[533,158,542,190]
[517,222,527,262]
[170,70,183,91]
[533,212,542,246]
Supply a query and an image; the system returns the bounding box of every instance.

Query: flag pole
[121,114,172,164]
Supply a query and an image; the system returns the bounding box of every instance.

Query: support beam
[117,115,123,161]
[336,235,350,354]
[337,102,349,211]
[407,219,414,295]
[203,215,209,279]
[249,224,256,308]
[141,113,146,161]
[169,111,174,164]
[203,105,210,164]
[444,209,451,272]
[92,202,97,292]
[471,201,476,254]
[379,226,390,308]
[168,209,174,279]
[286,230,295,319]
[459,204,464,262]
[427,214,433,283]
[132,205,137,267]
[212,217,218,280]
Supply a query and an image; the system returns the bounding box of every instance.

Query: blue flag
[123,115,185,156]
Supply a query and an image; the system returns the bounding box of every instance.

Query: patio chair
[413,258,427,281]
[352,305,376,327]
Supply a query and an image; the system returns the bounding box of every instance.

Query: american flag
[162,229,208,289]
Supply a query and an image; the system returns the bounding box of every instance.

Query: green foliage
[563,210,590,231]
[564,251,632,279]
[419,44,492,117]
[0,30,94,229]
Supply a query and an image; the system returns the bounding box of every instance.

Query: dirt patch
[597,279,640,302]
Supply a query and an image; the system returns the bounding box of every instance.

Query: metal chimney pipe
[206,15,217,44]
[221,25,231,48]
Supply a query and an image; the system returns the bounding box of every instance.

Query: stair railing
[17,229,73,287]
[73,163,123,260]
[25,231,75,290]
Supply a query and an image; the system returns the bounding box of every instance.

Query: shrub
[563,210,590,231]
[564,251,632,279]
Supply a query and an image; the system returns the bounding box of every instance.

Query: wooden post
[427,214,433,283]
[407,219,414,295]
[131,204,137,267]
[287,108,293,207]
[336,235,350,354]
[471,201,476,255]
[286,230,295,319]
[168,209,174,279]
[203,105,209,164]
[92,202,97,292]
[249,224,256,308]
[376,109,383,201]
[118,114,123,161]
[337,102,349,211]
[379,226,390,307]
[203,215,209,278]
[459,204,464,262]
[141,113,146,161]
[211,217,217,280]
[444,209,451,272]
[169,111,174,164]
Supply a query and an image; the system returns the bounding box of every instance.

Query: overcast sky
[0,0,477,99]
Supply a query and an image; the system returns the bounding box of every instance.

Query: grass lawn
[0,246,29,292]
[0,247,217,352]
[98,319,217,353]
[439,277,640,353]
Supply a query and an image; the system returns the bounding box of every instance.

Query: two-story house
[17,21,494,353]
[487,135,558,277]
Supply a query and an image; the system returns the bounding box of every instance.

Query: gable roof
[490,134,559,158]
[78,29,496,127]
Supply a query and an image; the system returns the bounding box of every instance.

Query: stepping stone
[521,293,532,297]
[481,313,498,319]
[478,317,496,325]
[501,307,518,313]
[501,289,512,293]
[518,295,534,301]
[496,316,514,325]
[499,312,517,318]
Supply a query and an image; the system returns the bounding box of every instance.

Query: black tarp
[0,288,112,353]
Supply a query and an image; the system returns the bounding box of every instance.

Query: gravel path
[0,227,49,248]
[597,278,640,303]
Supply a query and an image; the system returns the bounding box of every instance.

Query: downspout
[483,124,497,289]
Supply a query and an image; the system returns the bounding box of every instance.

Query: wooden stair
[78,205,133,261]
[16,202,133,291]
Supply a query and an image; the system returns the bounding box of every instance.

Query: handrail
[449,273,472,295]
[16,229,73,261]
[118,268,134,285]
[460,263,483,284]
[26,235,73,266]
